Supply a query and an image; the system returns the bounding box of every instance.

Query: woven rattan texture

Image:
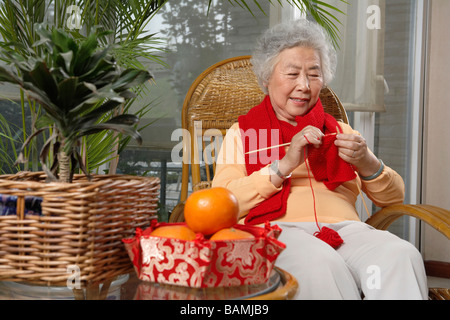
[429,288,450,300]
[186,57,265,131]
[0,172,159,286]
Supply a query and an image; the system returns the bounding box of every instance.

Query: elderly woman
[212,19,427,299]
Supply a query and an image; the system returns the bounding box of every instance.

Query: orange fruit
[184,187,239,236]
[210,227,255,241]
[150,225,196,241]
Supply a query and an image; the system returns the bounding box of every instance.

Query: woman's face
[266,46,324,124]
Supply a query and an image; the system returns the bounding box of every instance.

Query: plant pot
[0,171,160,288]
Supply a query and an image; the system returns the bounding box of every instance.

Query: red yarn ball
[314,226,344,249]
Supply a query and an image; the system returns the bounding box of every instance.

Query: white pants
[275,221,428,300]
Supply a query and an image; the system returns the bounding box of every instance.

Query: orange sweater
[212,122,405,223]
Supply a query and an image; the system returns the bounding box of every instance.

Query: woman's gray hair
[251,19,337,94]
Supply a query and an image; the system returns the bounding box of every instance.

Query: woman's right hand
[278,125,324,175]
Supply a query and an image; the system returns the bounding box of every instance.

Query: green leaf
[14,126,49,165]
[67,83,126,116]
[50,27,78,55]
[78,48,114,80]
[59,51,74,72]
[293,0,346,48]
[77,99,123,122]
[105,114,140,126]
[34,113,54,129]
[72,33,102,74]
[39,131,59,173]
[0,65,22,84]
[22,60,59,102]
[111,68,153,92]
[78,123,143,145]
[57,76,79,109]
[19,81,62,120]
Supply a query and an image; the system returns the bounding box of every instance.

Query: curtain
[328,0,387,112]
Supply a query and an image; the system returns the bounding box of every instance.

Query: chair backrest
[178,55,349,203]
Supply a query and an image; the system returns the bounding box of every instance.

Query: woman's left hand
[334,133,381,177]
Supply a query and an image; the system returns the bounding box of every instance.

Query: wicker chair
[169,55,449,299]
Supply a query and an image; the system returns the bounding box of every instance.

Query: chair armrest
[365,204,450,239]
[169,201,185,223]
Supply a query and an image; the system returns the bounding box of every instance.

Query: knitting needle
[245,133,337,155]
[245,142,291,155]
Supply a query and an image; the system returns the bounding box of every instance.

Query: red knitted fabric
[305,119,357,190]
[238,95,356,225]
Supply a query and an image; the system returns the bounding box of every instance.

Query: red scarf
[238,95,356,225]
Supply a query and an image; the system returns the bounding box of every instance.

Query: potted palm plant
[0,0,168,176]
[0,25,151,182]
[0,25,160,291]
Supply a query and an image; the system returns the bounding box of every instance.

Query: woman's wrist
[359,159,384,181]
[277,158,295,178]
[269,160,291,179]
[269,159,294,188]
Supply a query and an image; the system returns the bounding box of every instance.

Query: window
[117,0,271,214]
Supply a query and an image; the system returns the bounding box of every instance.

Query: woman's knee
[376,235,423,267]
[278,235,358,282]
[357,234,427,299]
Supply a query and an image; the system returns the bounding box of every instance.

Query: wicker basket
[0,171,160,287]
